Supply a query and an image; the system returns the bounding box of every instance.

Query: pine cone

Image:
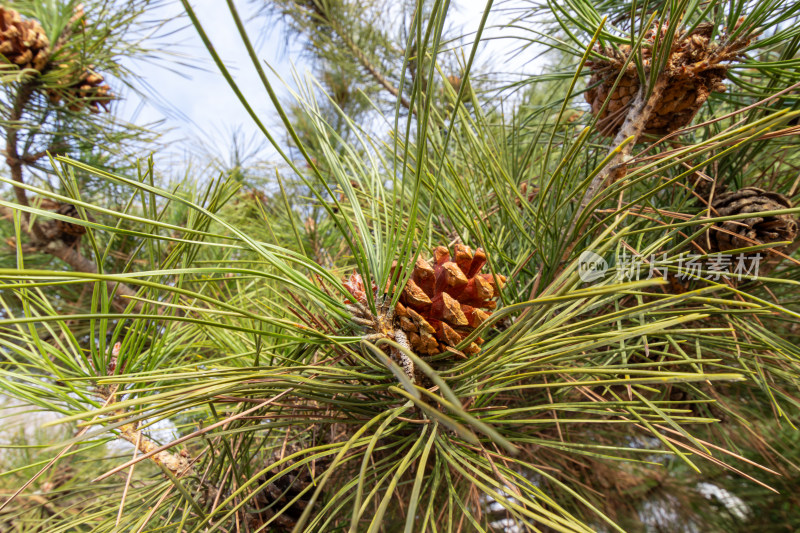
[43,203,88,246]
[585,23,734,136]
[445,74,472,100]
[343,246,506,358]
[690,175,727,205]
[516,182,539,207]
[251,446,331,531]
[708,187,798,254]
[0,7,50,72]
[46,67,113,113]
[396,244,505,357]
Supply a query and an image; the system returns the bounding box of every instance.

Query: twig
[559,77,670,271]
[97,346,192,479]
[329,18,412,111]
[5,83,45,240]
[392,328,415,383]
[21,143,69,164]
[115,420,191,477]
[92,389,293,482]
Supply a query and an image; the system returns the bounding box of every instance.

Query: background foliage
[1,0,800,531]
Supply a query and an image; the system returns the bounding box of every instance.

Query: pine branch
[103,390,193,478]
[5,83,44,240]
[558,77,669,269]
[332,21,411,111]
[295,2,412,112]
[580,76,668,212]
[3,84,142,312]
[21,143,69,164]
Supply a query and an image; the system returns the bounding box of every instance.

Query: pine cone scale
[434,261,469,296]
[402,278,432,308]
[430,292,469,327]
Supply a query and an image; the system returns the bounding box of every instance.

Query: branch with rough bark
[579,76,668,212]
[115,412,193,477]
[5,83,44,238]
[96,343,193,478]
[558,76,669,270]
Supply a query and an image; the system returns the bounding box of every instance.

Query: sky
[117,0,307,169]
[115,0,539,175]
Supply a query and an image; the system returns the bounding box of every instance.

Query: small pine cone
[46,68,114,113]
[0,7,50,72]
[585,23,730,137]
[515,182,539,207]
[708,188,798,254]
[396,245,505,357]
[444,74,472,101]
[251,446,330,531]
[48,203,88,246]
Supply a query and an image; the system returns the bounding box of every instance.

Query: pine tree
[1,0,800,531]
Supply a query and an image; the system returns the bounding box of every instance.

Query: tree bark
[5,83,45,241]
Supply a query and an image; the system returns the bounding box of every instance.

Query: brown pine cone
[585,22,736,137]
[396,244,505,357]
[42,203,89,246]
[708,187,798,254]
[444,74,472,101]
[55,203,87,237]
[343,246,506,359]
[250,445,331,531]
[46,67,113,113]
[691,175,727,204]
[0,7,50,72]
